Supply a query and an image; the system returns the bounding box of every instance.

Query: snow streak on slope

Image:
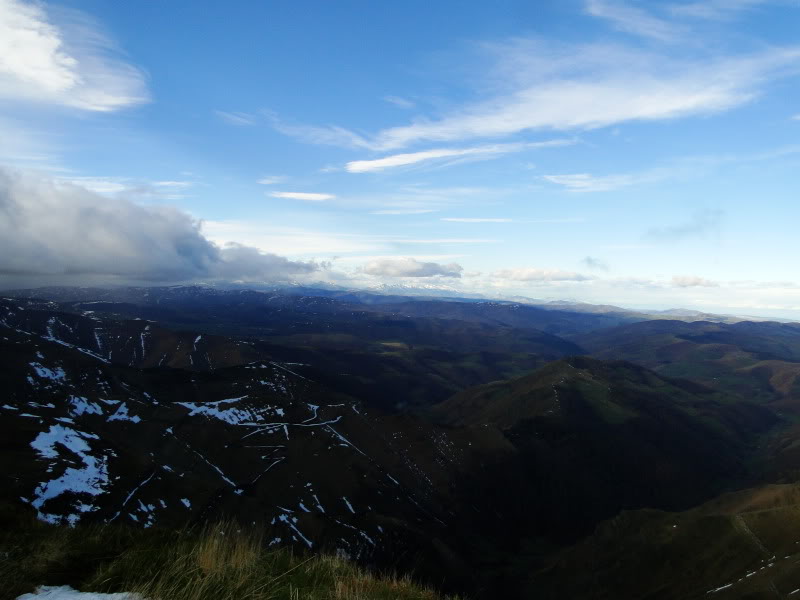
[28,425,111,525]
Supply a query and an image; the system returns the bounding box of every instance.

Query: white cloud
[345,140,572,173]
[277,40,800,151]
[267,111,372,149]
[0,166,317,284]
[215,110,256,126]
[269,191,335,201]
[441,217,513,223]
[0,0,149,111]
[154,180,192,188]
[792,114,800,120]
[401,238,497,244]
[0,116,59,166]
[344,185,490,215]
[670,0,771,20]
[544,145,800,192]
[582,256,610,271]
[585,0,683,41]
[672,275,719,287]
[57,176,194,199]
[256,175,287,185]
[371,208,438,215]
[492,268,591,282]
[645,209,724,241]
[202,220,388,256]
[542,172,641,192]
[363,257,463,278]
[384,95,415,109]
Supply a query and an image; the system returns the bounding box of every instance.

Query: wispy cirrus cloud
[669,0,772,20]
[274,39,800,151]
[58,176,194,200]
[441,217,513,223]
[544,144,800,193]
[441,216,585,224]
[269,191,335,201]
[645,209,724,242]
[215,110,256,126]
[542,172,644,192]
[256,175,287,185]
[345,139,573,173]
[267,111,372,149]
[372,208,438,215]
[384,95,415,109]
[350,185,490,215]
[585,0,775,43]
[0,0,149,111]
[585,0,683,41]
[400,238,497,244]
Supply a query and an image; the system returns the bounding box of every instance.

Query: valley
[5,285,800,599]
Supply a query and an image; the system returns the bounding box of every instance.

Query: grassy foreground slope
[0,511,456,600]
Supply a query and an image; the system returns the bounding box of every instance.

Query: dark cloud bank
[0,166,319,287]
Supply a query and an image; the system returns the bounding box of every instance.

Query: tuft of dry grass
[0,514,460,600]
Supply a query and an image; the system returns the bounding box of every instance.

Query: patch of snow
[177,397,284,426]
[29,425,109,525]
[29,362,66,382]
[342,497,355,514]
[277,513,313,548]
[109,472,155,522]
[106,403,141,424]
[69,396,103,417]
[16,585,143,599]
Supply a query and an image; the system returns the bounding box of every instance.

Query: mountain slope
[2,290,585,411]
[576,319,800,409]
[434,357,779,545]
[529,483,800,599]
[0,302,516,589]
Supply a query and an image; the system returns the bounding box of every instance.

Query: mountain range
[4,285,800,599]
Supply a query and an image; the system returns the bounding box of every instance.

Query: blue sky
[1,0,800,317]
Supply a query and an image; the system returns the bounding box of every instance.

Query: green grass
[0,510,458,600]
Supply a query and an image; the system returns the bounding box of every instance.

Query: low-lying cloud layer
[672,275,719,288]
[492,267,591,282]
[0,167,319,285]
[363,257,463,278]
